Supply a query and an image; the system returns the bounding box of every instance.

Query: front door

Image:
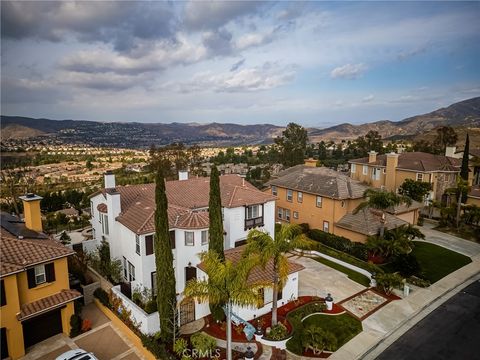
[179,299,196,326]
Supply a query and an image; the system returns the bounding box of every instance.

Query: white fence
[111,285,160,335]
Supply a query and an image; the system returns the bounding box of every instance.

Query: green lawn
[412,241,472,283]
[315,257,371,287]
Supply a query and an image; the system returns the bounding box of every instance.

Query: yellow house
[467,186,480,207]
[349,151,461,202]
[265,162,422,243]
[0,195,81,360]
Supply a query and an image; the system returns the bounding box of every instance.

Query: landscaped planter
[257,335,292,350]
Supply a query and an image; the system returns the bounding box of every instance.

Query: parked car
[55,349,98,360]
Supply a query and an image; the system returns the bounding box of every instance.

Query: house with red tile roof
[89,172,302,332]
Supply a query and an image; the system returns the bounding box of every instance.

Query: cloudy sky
[1,1,479,127]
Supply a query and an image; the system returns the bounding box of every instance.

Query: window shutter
[170,231,176,249]
[0,280,6,306]
[27,268,37,289]
[145,235,153,256]
[45,263,56,283]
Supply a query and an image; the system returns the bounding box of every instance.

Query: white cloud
[362,94,374,103]
[330,63,367,79]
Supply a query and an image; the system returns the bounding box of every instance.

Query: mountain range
[1,97,479,148]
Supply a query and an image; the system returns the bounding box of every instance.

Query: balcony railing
[244,216,264,230]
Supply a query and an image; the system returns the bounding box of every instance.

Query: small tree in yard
[376,273,404,295]
[59,231,71,245]
[154,170,177,342]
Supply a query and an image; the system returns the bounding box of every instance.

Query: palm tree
[244,223,314,326]
[354,189,412,238]
[183,251,267,360]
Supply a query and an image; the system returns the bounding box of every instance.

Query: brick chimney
[19,193,43,232]
[368,151,377,163]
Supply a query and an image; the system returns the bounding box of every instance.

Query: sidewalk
[329,252,480,360]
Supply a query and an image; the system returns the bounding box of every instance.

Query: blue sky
[1,1,479,127]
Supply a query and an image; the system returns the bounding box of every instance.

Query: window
[363,165,368,175]
[246,205,259,219]
[185,231,194,246]
[323,221,329,233]
[316,196,322,208]
[287,189,293,202]
[90,201,94,216]
[201,230,209,245]
[145,235,154,256]
[277,207,283,219]
[128,262,135,282]
[293,211,299,219]
[34,265,46,285]
[272,186,277,196]
[351,164,356,173]
[416,173,423,181]
[297,191,303,203]
[102,214,109,235]
[1,280,6,307]
[135,235,140,255]
[383,168,386,174]
[285,209,291,222]
[151,272,157,295]
[170,231,176,249]
[341,201,345,208]
[372,168,381,180]
[123,257,128,280]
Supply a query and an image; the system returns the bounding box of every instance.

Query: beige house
[264,162,420,243]
[349,151,461,202]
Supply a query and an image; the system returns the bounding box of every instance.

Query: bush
[70,314,82,337]
[407,276,430,288]
[94,288,110,307]
[301,325,337,353]
[376,272,403,295]
[74,299,84,315]
[144,300,158,314]
[174,338,188,357]
[417,214,424,226]
[308,229,368,261]
[265,323,289,340]
[390,253,420,277]
[140,334,175,360]
[299,223,310,234]
[210,304,226,322]
[190,333,217,354]
[286,314,304,354]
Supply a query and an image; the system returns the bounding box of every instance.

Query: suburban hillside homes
[89,171,304,333]
[0,195,81,360]
[264,162,421,243]
[349,150,461,203]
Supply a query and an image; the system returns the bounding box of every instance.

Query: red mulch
[202,296,346,342]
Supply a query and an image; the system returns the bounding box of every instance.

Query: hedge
[307,229,368,261]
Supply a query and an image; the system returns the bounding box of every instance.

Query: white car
[55,349,98,360]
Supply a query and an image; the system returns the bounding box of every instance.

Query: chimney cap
[19,194,43,202]
[104,170,113,175]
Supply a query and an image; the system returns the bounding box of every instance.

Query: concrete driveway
[20,304,144,360]
[291,255,365,302]
[419,223,480,257]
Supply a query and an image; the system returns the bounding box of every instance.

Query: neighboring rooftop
[336,208,408,236]
[198,246,305,285]
[455,148,480,158]
[0,214,74,278]
[349,152,460,172]
[0,212,48,240]
[93,175,276,234]
[267,165,370,200]
[468,185,480,199]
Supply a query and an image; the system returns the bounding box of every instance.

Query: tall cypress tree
[154,170,176,341]
[209,166,225,261]
[460,133,470,181]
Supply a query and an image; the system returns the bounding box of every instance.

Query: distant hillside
[0,116,284,147]
[2,97,479,147]
[309,97,480,142]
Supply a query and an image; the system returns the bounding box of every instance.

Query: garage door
[22,308,63,349]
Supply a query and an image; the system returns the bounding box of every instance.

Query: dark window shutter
[145,235,153,256]
[45,263,56,283]
[170,231,176,249]
[277,288,283,301]
[0,280,6,306]
[27,268,37,289]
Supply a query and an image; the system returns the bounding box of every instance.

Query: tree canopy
[275,123,308,167]
[398,179,431,202]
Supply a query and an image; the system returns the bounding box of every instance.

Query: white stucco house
[89,171,303,334]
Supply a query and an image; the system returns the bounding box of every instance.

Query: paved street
[376,280,480,360]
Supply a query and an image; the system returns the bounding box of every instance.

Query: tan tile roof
[100,175,275,234]
[0,228,74,278]
[468,185,480,199]
[198,246,305,285]
[349,152,460,172]
[18,289,82,321]
[268,165,369,200]
[386,200,424,215]
[336,208,408,236]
